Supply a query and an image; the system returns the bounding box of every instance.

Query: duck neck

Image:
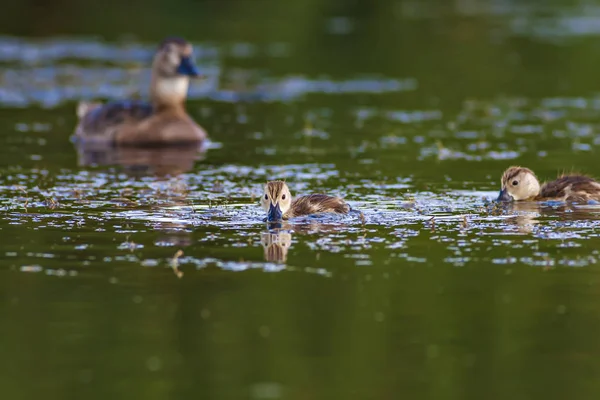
[150,75,189,111]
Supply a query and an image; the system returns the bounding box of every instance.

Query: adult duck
[74,37,207,146]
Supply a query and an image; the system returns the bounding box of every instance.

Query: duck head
[497,166,541,202]
[261,181,293,222]
[151,37,202,108]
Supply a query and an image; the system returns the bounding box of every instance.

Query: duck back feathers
[288,194,350,218]
[540,174,600,202]
[76,100,154,141]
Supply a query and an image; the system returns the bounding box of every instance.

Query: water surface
[3,2,600,399]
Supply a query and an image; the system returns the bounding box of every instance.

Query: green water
[3,1,600,399]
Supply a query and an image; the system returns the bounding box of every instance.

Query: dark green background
[3,1,600,399]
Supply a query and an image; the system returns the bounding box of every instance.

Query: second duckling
[261,181,350,221]
[497,166,600,203]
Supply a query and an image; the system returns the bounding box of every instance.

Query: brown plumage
[260,181,350,221]
[497,166,600,203]
[74,37,207,146]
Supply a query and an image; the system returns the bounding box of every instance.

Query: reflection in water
[503,214,540,234]
[154,221,193,248]
[498,201,541,233]
[261,230,292,263]
[259,220,354,263]
[497,201,600,233]
[74,141,208,177]
[502,200,600,218]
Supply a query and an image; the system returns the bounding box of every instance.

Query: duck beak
[496,188,514,202]
[267,203,283,222]
[177,56,201,77]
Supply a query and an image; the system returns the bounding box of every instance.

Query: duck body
[285,194,350,218]
[75,100,206,145]
[538,175,600,202]
[497,166,600,203]
[74,37,207,146]
[261,181,350,222]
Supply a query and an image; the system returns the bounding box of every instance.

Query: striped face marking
[261,181,292,220]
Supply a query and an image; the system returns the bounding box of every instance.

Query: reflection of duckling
[75,37,207,145]
[497,166,600,203]
[260,181,350,222]
[261,231,292,263]
[504,212,540,234]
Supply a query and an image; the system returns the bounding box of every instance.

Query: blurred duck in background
[74,37,207,146]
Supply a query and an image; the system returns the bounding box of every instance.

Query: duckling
[261,181,350,221]
[497,166,600,203]
[74,37,207,145]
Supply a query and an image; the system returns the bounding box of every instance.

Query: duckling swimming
[261,181,350,221]
[497,166,600,203]
[74,37,207,145]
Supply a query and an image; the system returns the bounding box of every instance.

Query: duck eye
[282,194,286,200]
[512,180,519,186]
